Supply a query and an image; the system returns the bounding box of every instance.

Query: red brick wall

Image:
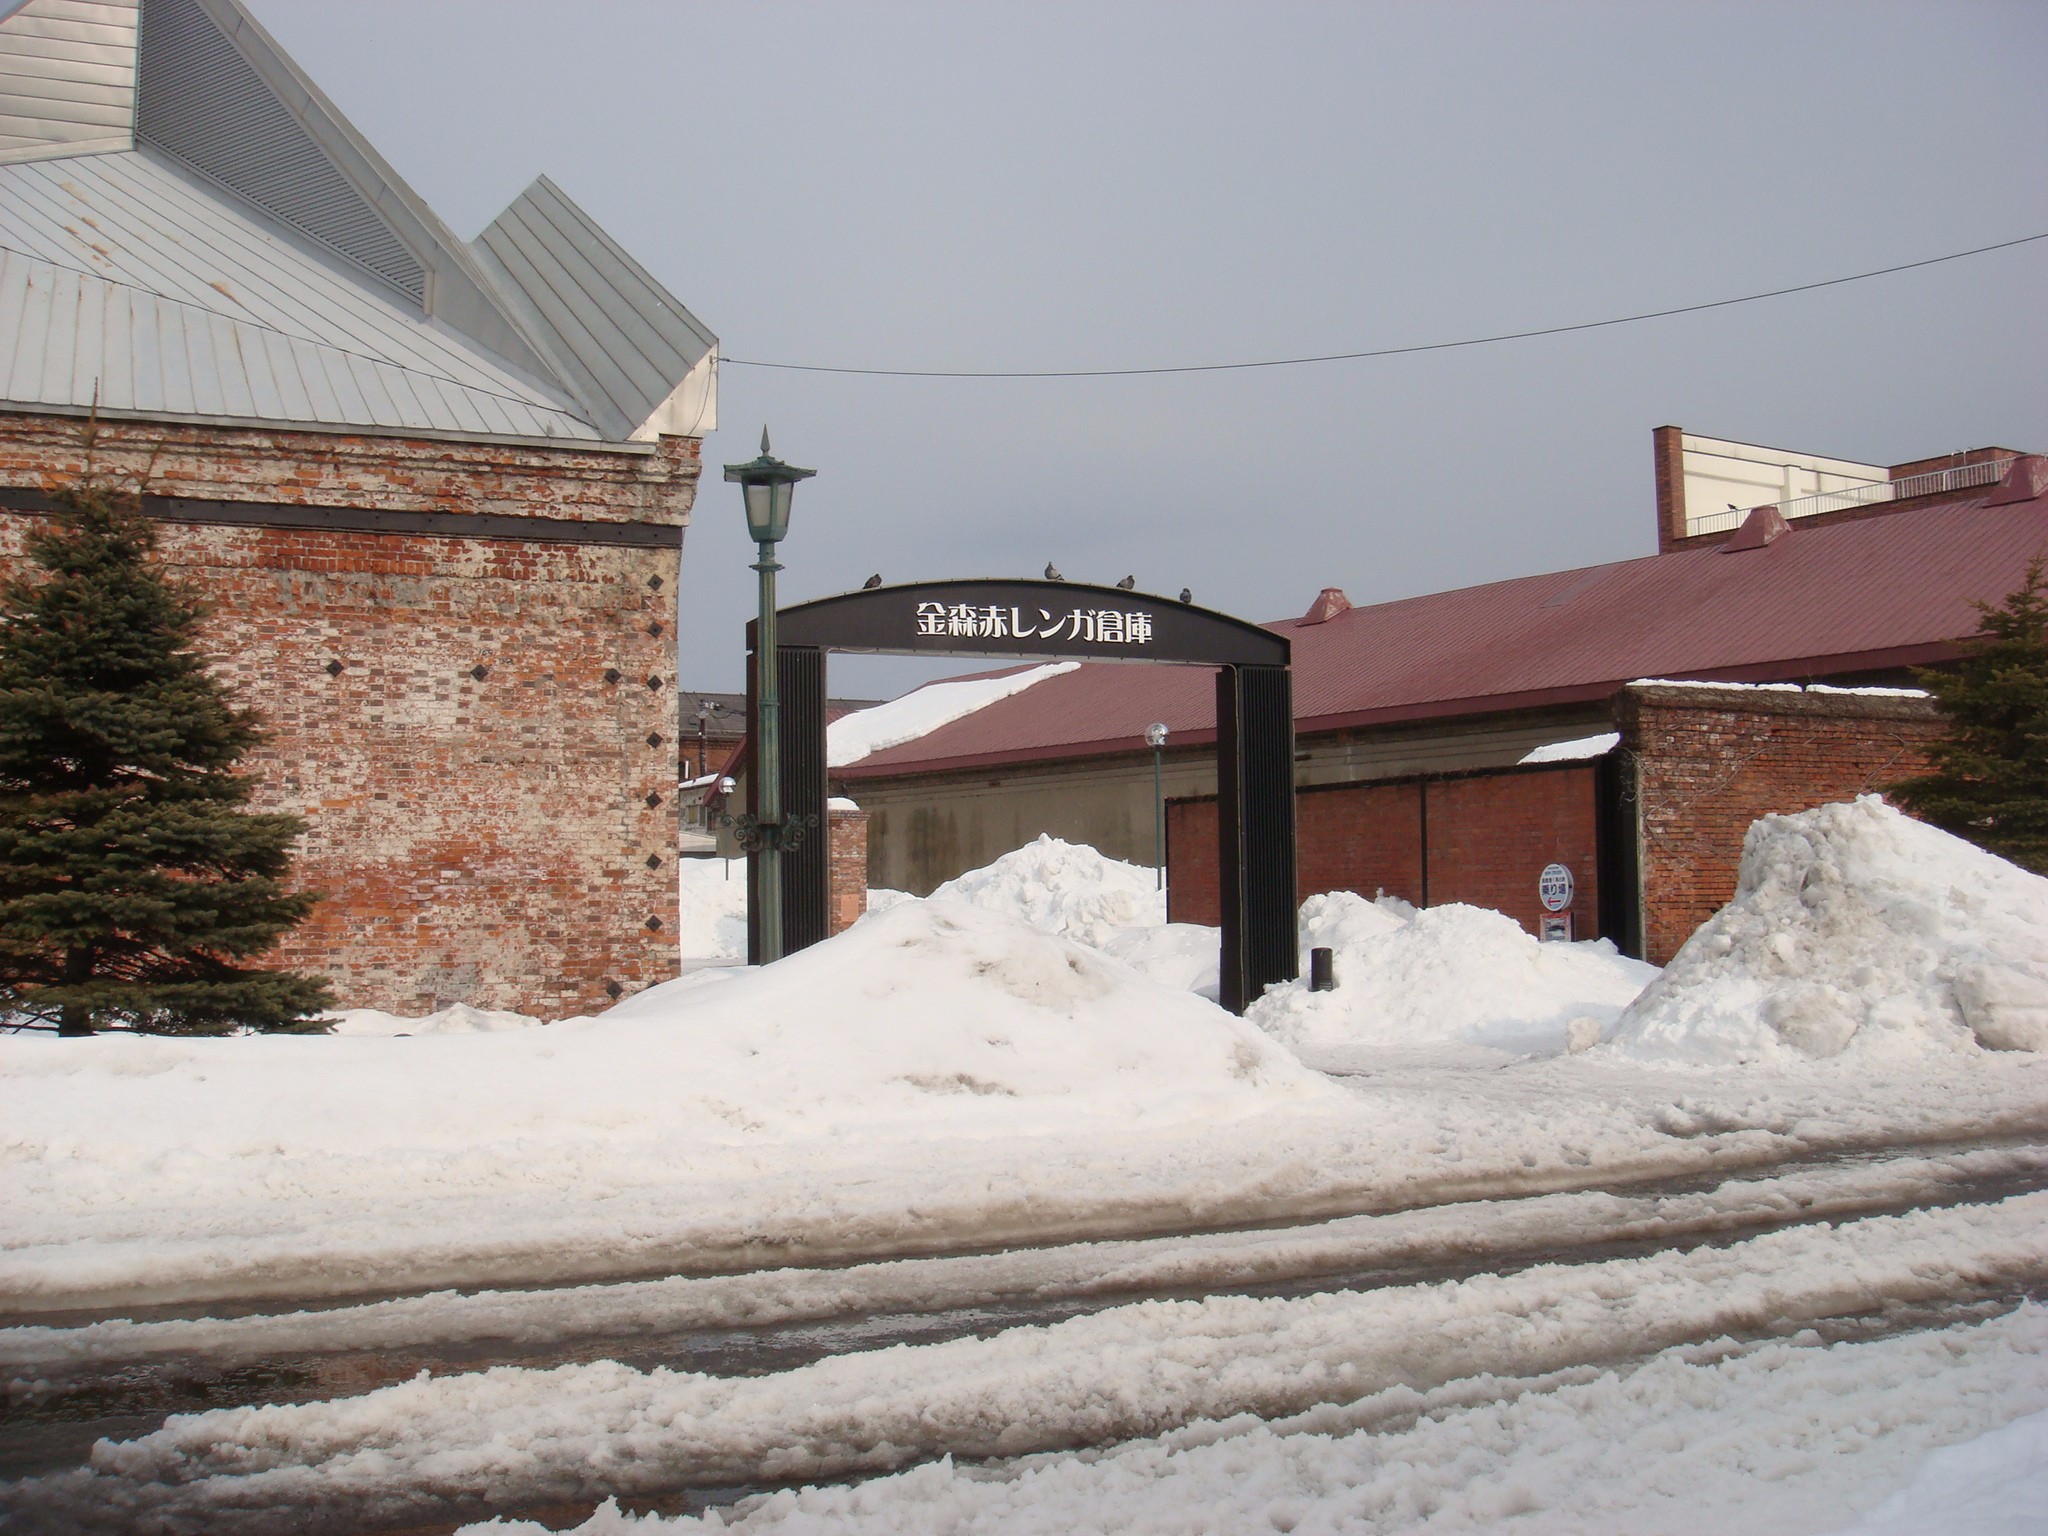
[828,805,870,935]
[1425,769,1598,937]
[1300,781,1423,909]
[1619,683,1943,965]
[1165,795,1220,925]
[1168,765,1598,938]
[0,410,700,1016]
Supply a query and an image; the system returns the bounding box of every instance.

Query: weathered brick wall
[0,409,700,1016]
[1165,795,1220,925]
[1299,780,1424,910]
[828,804,869,935]
[1167,765,1598,938]
[1618,683,1943,965]
[1425,768,1599,936]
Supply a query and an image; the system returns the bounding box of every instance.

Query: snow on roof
[0,0,716,444]
[827,663,1079,767]
[1518,732,1622,765]
[1629,679,1931,699]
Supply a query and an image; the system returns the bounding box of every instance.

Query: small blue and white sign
[1539,862,1575,913]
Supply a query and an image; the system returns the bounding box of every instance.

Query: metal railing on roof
[1684,457,2015,539]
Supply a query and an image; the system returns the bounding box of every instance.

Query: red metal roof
[838,474,2048,780]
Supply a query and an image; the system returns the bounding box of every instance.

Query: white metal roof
[0,0,137,163]
[474,176,717,444]
[0,0,716,443]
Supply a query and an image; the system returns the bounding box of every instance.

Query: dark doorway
[745,579,1298,1012]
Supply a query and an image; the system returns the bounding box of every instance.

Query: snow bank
[1252,894,1657,1059]
[926,834,1166,946]
[14,1197,2043,1531]
[0,900,1339,1307]
[827,664,1077,767]
[675,855,749,959]
[497,1305,2048,1536]
[1097,923,1220,996]
[324,1003,538,1037]
[1609,797,2048,1065]
[1824,1404,2048,1536]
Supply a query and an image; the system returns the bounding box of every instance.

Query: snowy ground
[4,801,2046,1532]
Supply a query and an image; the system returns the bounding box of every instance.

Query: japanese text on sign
[913,603,1155,646]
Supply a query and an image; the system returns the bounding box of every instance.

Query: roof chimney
[1720,505,1792,552]
[1301,587,1353,624]
[1986,455,2048,506]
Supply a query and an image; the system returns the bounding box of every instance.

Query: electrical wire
[721,231,2048,380]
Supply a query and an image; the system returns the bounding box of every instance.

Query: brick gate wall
[0,410,701,1016]
[1166,763,1599,939]
[1617,682,1944,966]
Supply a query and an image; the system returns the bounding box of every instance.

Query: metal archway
[745,579,1297,1013]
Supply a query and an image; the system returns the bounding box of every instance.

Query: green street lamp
[724,428,816,963]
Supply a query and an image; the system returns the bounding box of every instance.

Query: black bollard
[1309,946,1335,992]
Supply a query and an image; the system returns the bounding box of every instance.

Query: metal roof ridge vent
[1300,587,1353,624]
[1720,505,1792,552]
[134,0,424,301]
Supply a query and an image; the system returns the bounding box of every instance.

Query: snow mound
[1608,796,2048,1065]
[1298,888,1413,951]
[324,1003,539,1036]
[1097,923,1222,997]
[591,899,1329,1132]
[926,834,1167,946]
[1251,899,1657,1059]
[675,857,749,959]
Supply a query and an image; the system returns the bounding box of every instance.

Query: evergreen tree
[0,476,333,1035]
[1891,556,2048,874]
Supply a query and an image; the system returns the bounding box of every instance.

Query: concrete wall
[0,409,701,1015]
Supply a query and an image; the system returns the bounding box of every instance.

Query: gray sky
[249,0,2047,698]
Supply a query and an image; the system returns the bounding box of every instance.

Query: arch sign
[744,579,1299,1013]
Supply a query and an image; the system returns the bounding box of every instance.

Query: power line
[721,231,2048,380]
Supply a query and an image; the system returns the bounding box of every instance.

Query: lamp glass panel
[742,482,776,541]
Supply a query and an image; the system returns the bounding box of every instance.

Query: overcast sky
[249,0,2047,698]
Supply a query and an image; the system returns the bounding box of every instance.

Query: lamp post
[723,428,815,963]
[1146,721,1168,891]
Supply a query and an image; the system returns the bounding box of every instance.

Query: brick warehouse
[0,0,719,1012]
[835,435,2047,965]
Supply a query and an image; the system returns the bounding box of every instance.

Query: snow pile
[324,1002,538,1036]
[675,855,749,958]
[1298,888,1413,950]
[1097,923,1221,996]
[926,834,1166,946]
[0,900,1340,1307]
[1252,894,1657,1059]
[1608,796,2048,1065]
[1824,1404,2048,1536]
[827,664,1078,767]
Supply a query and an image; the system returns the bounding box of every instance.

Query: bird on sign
[862,573,882,588]
[1178,587,1192,604]
[1045,563,1064,581]
[1116,575,1135,590]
